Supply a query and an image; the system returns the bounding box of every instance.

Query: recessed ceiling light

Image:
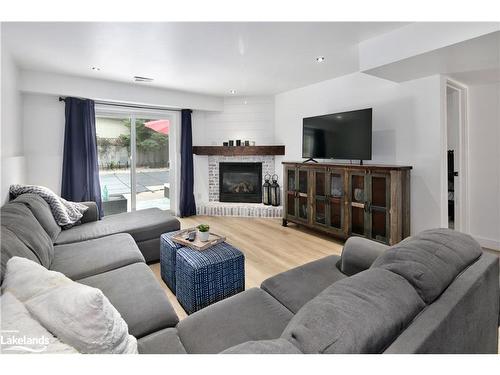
[230,89,237,95]
[91,66,101,71]
[134,76,154,83]
[316,56,325,63]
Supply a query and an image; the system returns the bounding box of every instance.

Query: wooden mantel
[192,145,285,156]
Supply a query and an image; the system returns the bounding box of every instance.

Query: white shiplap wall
[192,96,276,204]
[193,96,275,146]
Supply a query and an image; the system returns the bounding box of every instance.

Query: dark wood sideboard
[282,162,412,246]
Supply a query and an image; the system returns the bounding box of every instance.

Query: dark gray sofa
[2,194,498,353]
[137,229,499,354]
[1,193,180,339]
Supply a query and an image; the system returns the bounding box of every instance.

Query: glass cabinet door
[328,171,344,230]
[369,174,390,243]
[286,168,297,217]
[298,170,308,194]
[314,170,327,225]
[350,173,366,236]
[297,169,309,221]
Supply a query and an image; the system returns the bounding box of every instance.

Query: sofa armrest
[340,236,389,276]
[80,201,99,223]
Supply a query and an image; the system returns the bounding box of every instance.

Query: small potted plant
[197,224,210,242]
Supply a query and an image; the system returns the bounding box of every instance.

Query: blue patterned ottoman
[175,242,245,314]
[160,231,185,293]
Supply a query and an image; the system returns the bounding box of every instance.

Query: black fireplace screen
[219,162,262,203]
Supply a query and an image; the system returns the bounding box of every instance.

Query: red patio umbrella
[144,119,170,135]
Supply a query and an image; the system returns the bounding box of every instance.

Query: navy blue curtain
[179,109,196,217]
[61,97,103,218]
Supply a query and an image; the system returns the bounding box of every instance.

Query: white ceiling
[2,22,408,96]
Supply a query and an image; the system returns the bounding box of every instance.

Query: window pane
[96,116,131,216]
[135,118,170,211]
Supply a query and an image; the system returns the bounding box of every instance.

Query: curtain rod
[58,97,182,112]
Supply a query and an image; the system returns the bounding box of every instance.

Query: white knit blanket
[9,184,88,228]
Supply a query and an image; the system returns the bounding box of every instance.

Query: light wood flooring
[149,216,344,320]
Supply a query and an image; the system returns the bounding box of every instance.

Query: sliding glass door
[134,118,170,211]
[96,108,175,216]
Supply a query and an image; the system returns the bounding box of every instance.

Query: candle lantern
[262,174,271,205]
[270,174,281,207]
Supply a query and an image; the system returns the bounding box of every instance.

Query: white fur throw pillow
[3,257,138,354]
[0,292,77,354]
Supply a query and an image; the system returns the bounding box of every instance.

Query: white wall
[192,96,275,204]
[274,72,443,235]
[1,28,26,202]
[467,83,500,249]
[22,93,65,193]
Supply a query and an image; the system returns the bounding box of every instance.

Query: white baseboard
[474,235,500,251]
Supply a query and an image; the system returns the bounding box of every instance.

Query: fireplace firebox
[219,162,262,203]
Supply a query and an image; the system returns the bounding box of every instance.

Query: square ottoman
[175,242,245,314]
[160,231,184,293]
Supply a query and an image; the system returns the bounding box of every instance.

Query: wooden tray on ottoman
[170,228,226,251]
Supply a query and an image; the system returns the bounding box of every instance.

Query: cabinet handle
[364,201,371,213]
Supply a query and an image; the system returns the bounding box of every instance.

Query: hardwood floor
[149,216,344,320]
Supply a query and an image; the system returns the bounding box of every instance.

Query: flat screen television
[302,108,372,162]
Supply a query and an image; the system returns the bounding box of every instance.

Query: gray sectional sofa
[1,193,180,339]
[1,193,499,353]
[138,229,499,354]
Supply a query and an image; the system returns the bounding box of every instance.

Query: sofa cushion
[1,226,41,284]
[222,338,302,354]
[261,255,347,313]
[138,328,186,354]
[371,228,483,304]
[51,234,145,280]
[1,202,54,268]
[78,262,179,338]
[11,193,61,241]
[55,208,180,246]
[281,268,425,354]
[177,288,293,354]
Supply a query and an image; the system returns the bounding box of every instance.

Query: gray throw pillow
[1,203,54,267]
[12,194,61,241]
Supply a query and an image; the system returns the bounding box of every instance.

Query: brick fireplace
[193,145,285,218]
[196,154,282,218]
